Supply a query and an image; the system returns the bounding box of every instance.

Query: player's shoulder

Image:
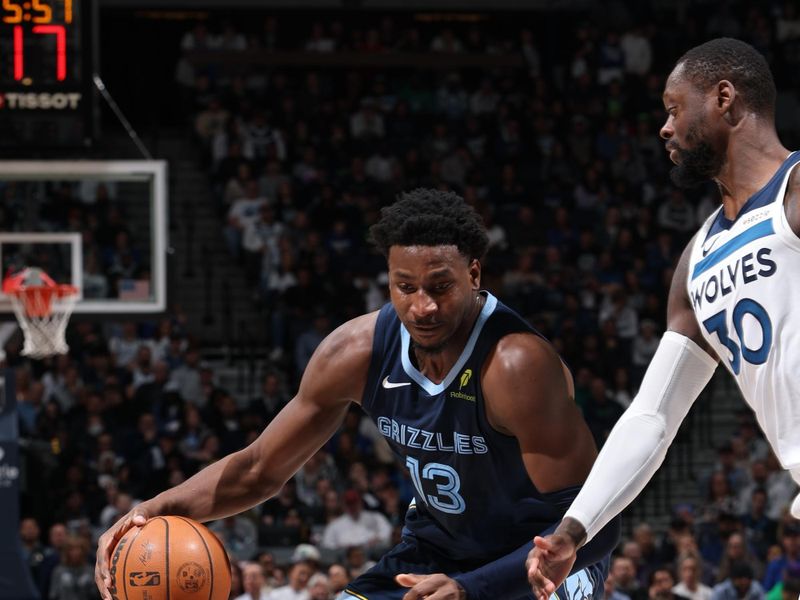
[315,311,379,367]
[484,331,562,383]
[297,310,380,404]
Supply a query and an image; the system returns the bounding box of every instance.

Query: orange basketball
[109,516,231,600]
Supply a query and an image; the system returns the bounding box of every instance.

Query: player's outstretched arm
[527,239,720,600]
[95,312,377,600]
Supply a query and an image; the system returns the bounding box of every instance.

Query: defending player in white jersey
[527,37,800,600]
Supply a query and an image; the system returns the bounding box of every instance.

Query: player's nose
[410,290,437,318]
[659,117,673,140]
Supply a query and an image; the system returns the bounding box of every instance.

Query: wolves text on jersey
[690,248,776,310]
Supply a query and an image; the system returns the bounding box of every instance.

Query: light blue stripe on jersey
[691,219,775,280]
[400,293,498,396]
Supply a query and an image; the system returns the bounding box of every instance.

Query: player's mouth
[666,144,680,164]
[412,323,442,333]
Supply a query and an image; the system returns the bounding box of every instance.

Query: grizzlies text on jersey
[361,291,579,564]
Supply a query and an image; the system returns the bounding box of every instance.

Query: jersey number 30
[406,457,466,514]
[702,298,772,375]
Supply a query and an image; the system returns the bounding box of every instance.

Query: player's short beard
[669,125,723,189]
[410,339,446,355]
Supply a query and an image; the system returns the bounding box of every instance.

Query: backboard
[0,160,167,314]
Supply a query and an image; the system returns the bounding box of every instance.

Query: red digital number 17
[13,24,66,81]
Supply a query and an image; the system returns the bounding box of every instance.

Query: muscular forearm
[564,332,717,541]
[143,447,278,522]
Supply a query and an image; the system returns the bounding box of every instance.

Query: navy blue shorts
[341,538,608,600]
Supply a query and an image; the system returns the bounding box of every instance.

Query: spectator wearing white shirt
[236,562,271,600]
[469,79,499,116]
[350,99,385,140]
[621,24,653,76]
[225,180,268,258]
[108,322,141,368]
[243,203,284,292]
[673,555,713,600]
[321,489,392,551]
[169,349,205,408]
[305,23,336,53]
[266,561,313,600]
[307,573,332,600]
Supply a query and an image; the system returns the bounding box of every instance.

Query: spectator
[349,99,385,141]
[648,567,689,600]
[320,489,392,550]
[763,524,800,593]
[711,563,765,600]
[307,573,331,600]
[108,322,141,368]
[327,564,349,597]
[613,556,646,600]
[674,555,713,600]
[741,488,777,560]
[230,560,245,600]
[430,28,463,53]
[237,562,269,600]
[20,517,46,587]
[266,561,312,600]
[48,535,95,600]
[210,515,259,563]
[344,545,375,579]
[718,533,763,584]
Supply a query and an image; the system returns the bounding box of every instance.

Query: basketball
[108,516,231,600]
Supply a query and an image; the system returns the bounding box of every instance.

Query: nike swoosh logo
[702,235,720,257]
[382,376,411,389]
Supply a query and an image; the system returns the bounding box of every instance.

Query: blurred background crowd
[8,1,800,599]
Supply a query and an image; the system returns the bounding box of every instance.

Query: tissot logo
[0,92,81,110]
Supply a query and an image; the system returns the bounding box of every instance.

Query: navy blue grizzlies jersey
[361,291,579,564]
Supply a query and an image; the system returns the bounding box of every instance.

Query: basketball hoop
[2,268,78,359]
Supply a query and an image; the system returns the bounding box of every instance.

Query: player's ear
[717,80,738,123]
[468,259,481,290]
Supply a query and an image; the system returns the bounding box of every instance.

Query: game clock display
[0,0,95,152]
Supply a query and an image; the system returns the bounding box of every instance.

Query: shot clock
[0,0,96,152]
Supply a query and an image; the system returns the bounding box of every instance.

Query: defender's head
[660,38,776,188]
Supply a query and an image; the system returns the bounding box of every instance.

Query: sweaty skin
[95,244,599,600]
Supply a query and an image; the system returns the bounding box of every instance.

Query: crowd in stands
[10,2,800,599]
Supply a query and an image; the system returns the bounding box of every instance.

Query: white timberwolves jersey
[688,152,800,468]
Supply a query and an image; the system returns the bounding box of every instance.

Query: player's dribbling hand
[526,533,578,600]
[94,507,150,600]
[396,573,466,600]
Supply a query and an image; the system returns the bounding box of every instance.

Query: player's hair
[676,38,776,117]
[369,189,489,260]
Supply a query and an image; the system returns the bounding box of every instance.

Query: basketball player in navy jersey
[96,189,619,600]
[528,38,800,600]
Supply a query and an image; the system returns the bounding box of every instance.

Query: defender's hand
[526,533,578,600]
[95,508,150,600]
[396,573,467,600]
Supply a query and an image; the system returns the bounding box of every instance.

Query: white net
[7,289,77,358]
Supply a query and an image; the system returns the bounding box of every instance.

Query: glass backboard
[0,161,167,314]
